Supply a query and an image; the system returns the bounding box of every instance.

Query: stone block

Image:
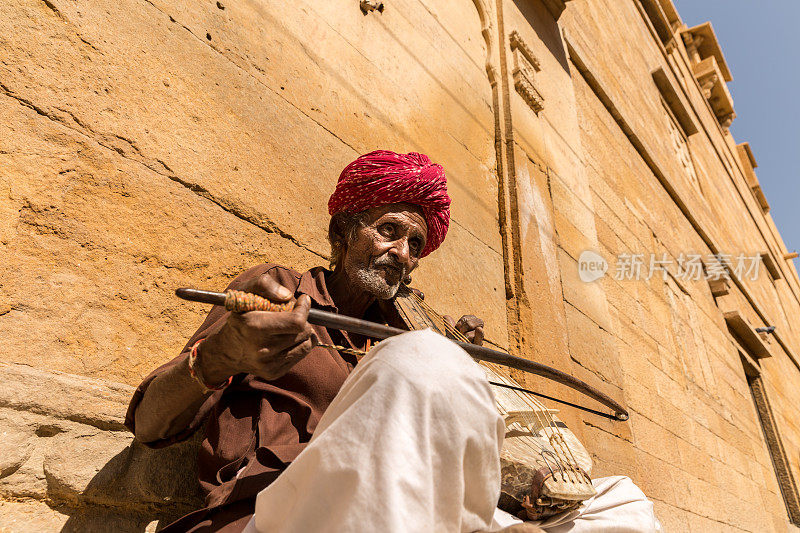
[676,438,712,482]
[615,334,660,390]
[638,289,674,349]
[579,413,635,466]
[550,173,599,260]
[552,204,596,264]
[569,363,631,441]
[0,363,203,530]
[684,512,726,532]
[657,344,688,390]
[651,500,689,533]
[632,447,677,505]
[629,411,680,466]
[0,363,132,430]
[558,248,613,331]
[604,278,645,334]
[0,93,321,385]
[564,302,623,387]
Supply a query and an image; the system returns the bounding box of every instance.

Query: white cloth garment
[490,477,663,532]
[244,329,661,533]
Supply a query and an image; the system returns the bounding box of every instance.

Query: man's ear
[328,215,346,248]
[328,214,352,270]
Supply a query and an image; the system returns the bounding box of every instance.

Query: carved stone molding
[736,142,770,213]
[509,31,540,71]
[696,69,717,99]
[509,31,544,114]
[681,23,736,129]
[747,375,800,524]
[470,0,498,86]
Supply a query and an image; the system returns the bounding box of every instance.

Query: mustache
[372,256,406,277]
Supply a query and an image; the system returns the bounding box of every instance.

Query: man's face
[341,203,428,299]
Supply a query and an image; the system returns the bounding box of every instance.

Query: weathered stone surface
[0,500,69,533]
[0,0,506,386]
[0,363,202,531]
[3,0,800,530]
[0,363,133,429]
[0,91,322,385]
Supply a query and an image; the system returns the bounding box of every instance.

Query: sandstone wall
[0,0,507,386]
[555,1,800,530]
[2,0,800,531]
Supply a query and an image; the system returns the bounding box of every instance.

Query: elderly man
[126,151,660,532]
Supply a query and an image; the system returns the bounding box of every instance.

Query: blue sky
[673,1,799,262]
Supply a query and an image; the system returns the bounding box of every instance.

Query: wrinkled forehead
[360,203,428,234]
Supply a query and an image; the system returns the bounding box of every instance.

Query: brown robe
[125,264,371,532]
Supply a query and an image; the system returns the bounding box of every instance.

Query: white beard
[351,264,402,300]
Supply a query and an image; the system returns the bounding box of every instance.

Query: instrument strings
[407,292,586,485]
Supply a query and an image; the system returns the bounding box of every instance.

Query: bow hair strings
[406,291,587,484]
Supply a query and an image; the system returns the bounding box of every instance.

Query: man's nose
[388,237,411,265]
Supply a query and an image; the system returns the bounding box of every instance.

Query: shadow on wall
[511,0,570,73]
[0,363,203,533]
[58,437,204,532]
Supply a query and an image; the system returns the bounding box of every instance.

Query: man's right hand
[198,274,318,384]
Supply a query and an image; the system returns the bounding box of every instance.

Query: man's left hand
[443,314,484,346]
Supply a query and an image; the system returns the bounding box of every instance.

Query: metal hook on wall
[360,0,384,14]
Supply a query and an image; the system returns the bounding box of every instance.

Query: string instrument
[175,287,629,520]
[379,286,596,519]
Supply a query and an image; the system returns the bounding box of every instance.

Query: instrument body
[381,287,596,519]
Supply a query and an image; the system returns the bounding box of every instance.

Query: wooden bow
[175,288,629,422]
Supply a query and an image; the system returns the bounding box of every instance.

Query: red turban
[328,150,451,257]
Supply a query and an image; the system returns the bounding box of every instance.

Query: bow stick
[175,288,629,422]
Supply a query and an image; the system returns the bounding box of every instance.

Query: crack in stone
[139,0,360,156]
[7,3,493,263]
[568,349,619,389]
[163,173,328,260]
[582,419,632,443]
[38,0,103,54]
[0,85,327,259]
[40,0,64,20]
[0,459,27,480]
[9,485,200,517]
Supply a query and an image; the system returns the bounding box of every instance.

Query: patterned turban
[328,150,451,257]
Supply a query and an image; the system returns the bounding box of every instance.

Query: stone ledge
[0,363,134,431]
[0,363,203,532]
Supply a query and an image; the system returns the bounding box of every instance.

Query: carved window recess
[509,31,544,114]
[707,276,730,297]
[663,100,700,191]
[652,68,701,193]
[738,353,800,525]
